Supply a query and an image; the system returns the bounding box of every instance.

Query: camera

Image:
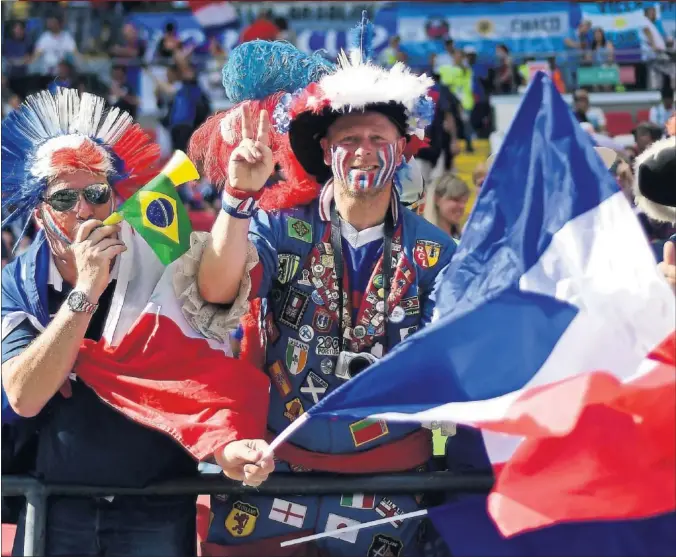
[335,351,379,380]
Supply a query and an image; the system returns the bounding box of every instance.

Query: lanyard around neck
[329,202,395,352]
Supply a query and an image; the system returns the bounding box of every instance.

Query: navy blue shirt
[2,280,197,487]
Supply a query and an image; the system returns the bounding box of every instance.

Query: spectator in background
[465,46,492,138]
[424,172,471,240]
[432,38,455,76]
[273,16,295,45]
[572,89,607,134]
[108,65,140,119]
[491,44,516,94]
[109,23,147,95]
[379,35,407,67]
[472,160,489,191]
[47,60,78,94]
[441,48,475,152]
[239,10,280,43]
[632,121,664,155]
[1,74,23,119]
[563,19,592,89]
[591,27,615,66]
[166,64,211,152]
[201,37,228,106]
[32,13,78,75]
[3,21,33,80]
[650,87,674,131]
[417,73,461,180]
[642,6,672,90]
[155,21,182,62]
[153,64,181,141]
[590,27,615,92]
[548,56,567,94]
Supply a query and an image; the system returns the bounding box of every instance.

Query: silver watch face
[68,291,88,312]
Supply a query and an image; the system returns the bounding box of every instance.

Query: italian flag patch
[340,493,376,509]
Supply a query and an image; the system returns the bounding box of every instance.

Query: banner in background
[395,2,573,67]
[577,2,664,63]
[129,1,673,115]
[394,1,672,68]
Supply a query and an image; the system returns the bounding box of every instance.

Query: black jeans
[12,494,196,556]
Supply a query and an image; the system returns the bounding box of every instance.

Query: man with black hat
[198,22,454,557]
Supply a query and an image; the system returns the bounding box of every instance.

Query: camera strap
[330,202,394,354]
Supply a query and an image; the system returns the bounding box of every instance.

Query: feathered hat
[273,11,435,184]
[632,136,676,224]
[1,88,160,237]
[188,40,335,210]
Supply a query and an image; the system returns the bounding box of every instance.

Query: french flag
[275,72,676,541]
[189,0,239,37]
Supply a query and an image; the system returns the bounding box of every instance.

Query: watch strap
[67,290,99,314]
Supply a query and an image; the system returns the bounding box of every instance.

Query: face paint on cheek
[330,145,350,186]
[371,143,398,190]
[331,143,399,192]
[41,206,73,246]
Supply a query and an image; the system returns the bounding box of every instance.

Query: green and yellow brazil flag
[104,151,198,265]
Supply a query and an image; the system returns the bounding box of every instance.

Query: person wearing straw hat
[197,18,455,557]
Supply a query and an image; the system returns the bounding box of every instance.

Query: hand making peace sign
[228,104,274,193]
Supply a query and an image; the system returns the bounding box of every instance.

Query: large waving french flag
[276,73,676,537]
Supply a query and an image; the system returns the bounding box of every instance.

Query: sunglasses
[41,183,112,212]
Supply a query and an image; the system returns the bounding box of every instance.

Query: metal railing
[2,471,494,556]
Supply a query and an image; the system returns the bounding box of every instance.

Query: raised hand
[228,104,274,193]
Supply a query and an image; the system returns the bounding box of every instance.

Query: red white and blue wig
[1,88,160,239]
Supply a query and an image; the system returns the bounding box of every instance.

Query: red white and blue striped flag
[273,73,676,546]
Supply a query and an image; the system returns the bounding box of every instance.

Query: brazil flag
[105,151,197,265]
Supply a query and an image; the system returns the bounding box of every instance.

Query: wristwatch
[66,290,99,315]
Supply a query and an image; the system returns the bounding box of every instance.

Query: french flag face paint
[41,205,74,246]
[331,143,398,193]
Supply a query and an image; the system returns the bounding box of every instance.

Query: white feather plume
[319,56,433,113]
[632,137,676,224]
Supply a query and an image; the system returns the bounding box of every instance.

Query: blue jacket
[248,184,455,462]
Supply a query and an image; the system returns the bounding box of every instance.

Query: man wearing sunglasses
[0,89,213,556]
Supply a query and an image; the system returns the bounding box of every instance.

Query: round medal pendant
[375,300,385,313]
[389,306,405,323]
[373,274,384,288]
[353,325,367,339]
[312,264,325,277]
[320,358,334,375]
